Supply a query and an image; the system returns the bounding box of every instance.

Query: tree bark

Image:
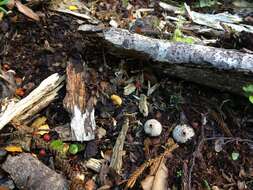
[63,60,97,141]
[2,153,68,190]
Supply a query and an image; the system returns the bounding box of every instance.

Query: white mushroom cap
[144,119,162,137]
[172,124,195,143]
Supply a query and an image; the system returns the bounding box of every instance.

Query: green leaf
[231,152,240,161]
[69,144,79,155]
[243,84,253,94]
[195,0,217,8]
[172,27,195,44]
[203,179,211,190]
[50,140,64,151]
[249,96,253,104]
[0,0,10,6]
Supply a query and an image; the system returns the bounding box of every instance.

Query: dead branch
[0,73,64,131]
[79,26,253,95]
[110,118,129,174]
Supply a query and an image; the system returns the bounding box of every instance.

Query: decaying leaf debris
[1,1,253,189]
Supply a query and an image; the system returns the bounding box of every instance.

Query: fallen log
[63,60,97,141]
[79,26,253,95]
[2,153,69,190]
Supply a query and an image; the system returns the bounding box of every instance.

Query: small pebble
[144,119,162,137]
[0,149,7,158]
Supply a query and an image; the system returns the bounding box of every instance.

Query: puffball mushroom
[144,119,162,137]
[172,124,195,143]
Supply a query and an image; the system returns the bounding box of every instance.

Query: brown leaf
[151,162,168,190]
[0,186,10,190]
[141,176,154,190]
[6,0,15,9]
[15,1,40,21]
[85,179,96,190]
[141,161,168,190]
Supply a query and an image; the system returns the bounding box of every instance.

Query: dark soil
[0,3,253,190]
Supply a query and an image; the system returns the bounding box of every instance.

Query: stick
[0,73,64,131]
[110,118,129,174]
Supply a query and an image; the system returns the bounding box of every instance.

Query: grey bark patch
[2,153,69,190]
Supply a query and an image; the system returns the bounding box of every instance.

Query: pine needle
[126,139,179,188]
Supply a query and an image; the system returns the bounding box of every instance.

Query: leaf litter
[0,0,253,190]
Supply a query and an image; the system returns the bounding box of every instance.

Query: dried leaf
[151,162,168,190]
[0,12,4,21]
[15,87,25,97]
[15,1,40,21]
[97,127,107,139]
[85,179,96,190]
[124,83,136,96]
[141,161,168,190]
[139,94,148,117]
[111,94,122,106]
[31,116,47,128]
[0,186,10,190]
[36,124,50,135]
[126,139,178,188]
[5,145,23,152]
[141,176,154,190]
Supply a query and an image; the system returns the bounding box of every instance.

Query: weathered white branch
[100,28,253,72]
[79,26,253,95]
[0,73,64,130]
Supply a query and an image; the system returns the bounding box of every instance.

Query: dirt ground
[0,1,253,190]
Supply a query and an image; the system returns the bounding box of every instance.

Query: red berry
[39,149,46,157]
[43,134,51,142]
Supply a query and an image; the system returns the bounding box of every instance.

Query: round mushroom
[144,119,162,137]
[172,124,195,143]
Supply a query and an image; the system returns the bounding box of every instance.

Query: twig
[0,73,64,131]
[110,117,129,174]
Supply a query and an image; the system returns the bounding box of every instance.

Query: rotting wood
[0,73,64,131]
[110,117,129,174]
[63,60,97,141]
[79,26,253,95]
[2,153,69,190]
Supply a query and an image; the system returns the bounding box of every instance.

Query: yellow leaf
[111,94,122,106]
[31,116,47,128]
[0,12,4,21]
[68,5,78,11]
[5,145,23,152]
[36,124,50,135]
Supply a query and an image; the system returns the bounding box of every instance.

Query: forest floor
[0,1,253,190]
